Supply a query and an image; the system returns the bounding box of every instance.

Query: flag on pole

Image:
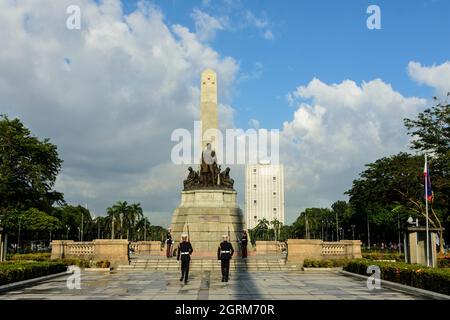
[424,160,433,202]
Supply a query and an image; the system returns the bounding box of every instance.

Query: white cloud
[238,62,263,82]
[248,119,260,129]
[243,10,274,40]
[280,78,427,222]
[263,29,274,40]
[0,0,239,226]
[408,61,450,95]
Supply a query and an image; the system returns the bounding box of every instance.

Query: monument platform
[170,189,245,257]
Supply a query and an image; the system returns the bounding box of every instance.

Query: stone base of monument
[170,189,245,257]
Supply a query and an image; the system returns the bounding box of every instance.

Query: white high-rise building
[245,162,285,230]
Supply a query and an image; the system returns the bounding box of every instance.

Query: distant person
[166,231,173,258]
[218,235,234,282]
[177,234,193,284]
[240,231,248,258]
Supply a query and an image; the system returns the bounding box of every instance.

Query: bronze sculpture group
[183,143,234,190]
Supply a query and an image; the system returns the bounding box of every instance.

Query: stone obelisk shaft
[200,69,218,151]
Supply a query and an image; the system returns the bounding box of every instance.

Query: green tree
[125,203,143,240]
[345,152,447,248]
[404,97,450,252]
[270,218,283,241]
[404,95,450,155]
[52,205,92,240]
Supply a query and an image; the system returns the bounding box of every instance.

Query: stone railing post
[286,239,322,265]
[341,240,362,259]
[50,240,74,260]
[255,241,280,255]
[93,239,129,265]
[133,241,162,255]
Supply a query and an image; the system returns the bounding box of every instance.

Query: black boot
[180,276,184,281]
[184,279,188,284]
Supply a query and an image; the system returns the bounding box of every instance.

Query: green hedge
[362,252,404,261]
[9,253,51,262]
[344,259,450,295]
[0,261,67,286]
[303,259,351,268]
[438,257,450,269]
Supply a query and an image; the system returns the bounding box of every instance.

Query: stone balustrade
[286,239,362,265]
[51,239,129,265]
[130,241,162,255]
[255,241,283,255]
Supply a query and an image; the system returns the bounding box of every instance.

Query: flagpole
[425,154,430,267]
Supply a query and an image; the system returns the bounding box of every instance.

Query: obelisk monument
[200,69,219,152]
[170,69,245,257]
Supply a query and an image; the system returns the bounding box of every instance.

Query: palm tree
[136,216,151,241]
[254,218,270,241]
[111,201,128,239]
[270,218,283,241]
[126,203,143,240]
[106,206,120,239]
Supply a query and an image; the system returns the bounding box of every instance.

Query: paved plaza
[0,271,430,300]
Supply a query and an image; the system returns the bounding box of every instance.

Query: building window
[253,200,257,204]
[273,208,277,211]
[273,192,276,196]
[253,169,257,173]
[273,177,276,181]
[254,216,257,220]
[253,184,256,188]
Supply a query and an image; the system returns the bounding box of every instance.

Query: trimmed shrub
[438,256,450,268]
[343,259,450,295]
[59,258,91,269]
[362,252,404,261]
[0,261,67,286]
[9,253,51,262]
[303,259,350,268]
[94,260,111,268]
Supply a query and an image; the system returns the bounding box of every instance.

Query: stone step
[129,266,285,270]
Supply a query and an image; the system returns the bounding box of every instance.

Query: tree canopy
[0,115,63,215]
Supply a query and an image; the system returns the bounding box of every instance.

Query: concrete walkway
[0,270,430,300]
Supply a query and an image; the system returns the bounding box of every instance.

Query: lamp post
[351,225,355,240]
[66,225,70,240]
[336,210,339,241]
[111,217,115,240]
[321,220,324,241]
[144,219,147,242]
[17,216,21,253]
[397,211,401,255]
[81,209,84,242]
[0,219,4,262]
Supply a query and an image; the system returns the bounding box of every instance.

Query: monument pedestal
[170,189,245,257]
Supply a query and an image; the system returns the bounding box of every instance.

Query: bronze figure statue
[183,144,235,190]
[219,167,234,189]
[183,166,199,190]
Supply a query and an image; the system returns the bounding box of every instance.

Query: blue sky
[123,0,449,130]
